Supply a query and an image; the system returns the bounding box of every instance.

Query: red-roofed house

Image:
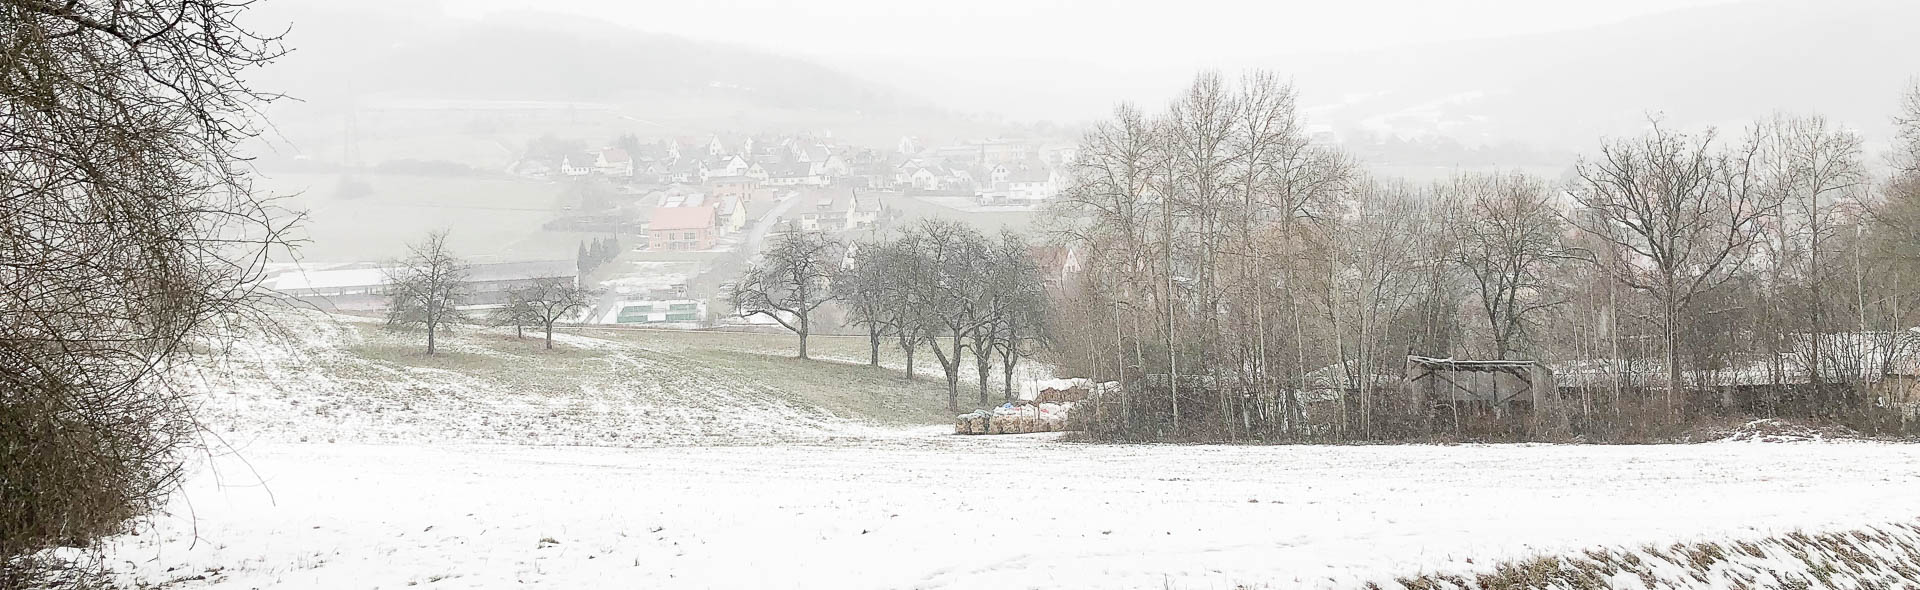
[649,205,718,251]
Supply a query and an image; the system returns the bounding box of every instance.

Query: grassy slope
[575,326,1021,425]
[190,313,988,447]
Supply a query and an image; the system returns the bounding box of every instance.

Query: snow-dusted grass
[579,326,1058,406]
[110,438,1920,589]
[1396,524,1920,589]
[181,312,962,447]
[130,312,1920,589]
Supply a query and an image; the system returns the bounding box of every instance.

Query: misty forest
[9,0,1920,589]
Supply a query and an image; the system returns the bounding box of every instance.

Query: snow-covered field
[112,437,1920,589]
[115,314,1920,588]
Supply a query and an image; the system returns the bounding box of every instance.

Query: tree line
[1049,71,1920,442]
[728,221,1050,411]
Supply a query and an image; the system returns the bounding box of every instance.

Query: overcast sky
[444,0,1747,65]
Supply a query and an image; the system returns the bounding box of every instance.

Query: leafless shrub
[1,0,291,584]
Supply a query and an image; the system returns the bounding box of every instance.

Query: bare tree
[1442,172,1574,359]
[490,286,540,339]
[1,0,290,582]
[1896,79,1920,176]
[836,240,893,367]
[728,223,841,359]
[990,230,1050,401]
[878,231,932,381]
[386,231,468,355]
[908,219,994,411]
[1569,122,1776,415]
[513,277,595,350]
[1312,180,1435,438]
[1757,114,1867,384]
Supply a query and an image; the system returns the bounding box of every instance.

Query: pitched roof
[1008,166,1053,183]
[467,260,578,283]
[598,148,632,164]
[650,205,716,231]
[770,162,812,178]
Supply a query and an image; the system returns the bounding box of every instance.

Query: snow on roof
[270,267,388,292]
[770,163,812,178]
[660,192,708,208]
[598,148,631,164]
[650,205,716,231]
[466,260,576,283]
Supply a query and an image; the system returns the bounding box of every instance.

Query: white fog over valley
[8,1,1920,588]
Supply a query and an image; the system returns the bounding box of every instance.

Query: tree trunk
[797,314,810,359]
[904,345,916,381]
[427,316,438,355]
[868,326,881,367]
[544,322,554,350]
[976,355,992,405]
[946,370,959,412]
[1665,295,1683,420]
[1002,352,1016,401]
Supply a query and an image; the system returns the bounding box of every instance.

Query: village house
[797,191,844,232]
[667,158,706,184]
[1004,166,1060,201]
[846,192,886,230]
[648,205,718,251]
[708,155,750,178]
[1030,244,1084,295]
[707,175,760,203]
[716,196,750,234]
[559,151,595,176]
[594,148,634,177]
[766,162,825,186]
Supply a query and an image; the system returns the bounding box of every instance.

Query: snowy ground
[111,437,1920,589]
[121,314,1920,588]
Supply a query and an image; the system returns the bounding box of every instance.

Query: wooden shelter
[1403,356,1556,410]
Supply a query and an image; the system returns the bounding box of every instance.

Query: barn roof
[1407,356,1542,373]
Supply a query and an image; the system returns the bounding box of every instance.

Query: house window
[665,313,698,321]
[668,303,697,311]
[683,232,696,240]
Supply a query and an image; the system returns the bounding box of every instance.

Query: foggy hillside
[830,0,1920,156]
[1285,0,1920,151]
[246,1,992,150]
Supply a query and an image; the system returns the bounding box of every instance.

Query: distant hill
[245,2,986,154]
[827,0,1920,161]
[1283,0,1920,153]
[257,4,929,115]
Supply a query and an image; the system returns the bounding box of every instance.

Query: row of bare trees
[728,221,1050,411]
[1049,71,1920,442]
